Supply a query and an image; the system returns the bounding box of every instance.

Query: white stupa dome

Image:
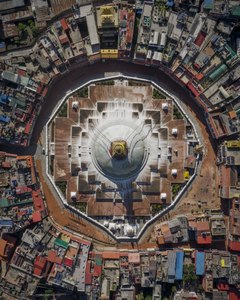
[90,120,149,184]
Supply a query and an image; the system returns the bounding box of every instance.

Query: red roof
[32,211,42,223]
[86,261,91,273]
[187,82,199,96]
[194,63,201,70]
[217,281,229,291]
[197,235,212,244]
[229,291,240,300]
[32,190,45,212]
[59,34,69,45]
[34,256,47,268]
[85,261,92,285]
[85,273,92,285]
[33,267,42,276]
[195,73,204,81]
[63,257,74,268]
[119,252,128,257]
[2,161,11,168]
[47,250,56,262]
[196,221,210,232]
[33,256,47,276]
[60,18,69,31]
[93,265,102,277]
[194,31,206,47]
[24,122,31,134]
[102,252,120,260]
[228,241,240,251]
[16,186,32,194]
[18,69,26,76]
[47,250,63,264]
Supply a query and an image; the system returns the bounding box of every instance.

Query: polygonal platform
[47,80,199,237]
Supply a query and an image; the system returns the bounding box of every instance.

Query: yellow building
[96,5,119,29]
[101,49,118,59]
[96,5,119,54]
[225,140,240,149]
[184,170,190,180]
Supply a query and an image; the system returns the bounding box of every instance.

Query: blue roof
[0,94,8,101]
[0,42,5,49]
[0,115,10,123]
[196,251,205,275]
[0,219,13,227]
[204,0,214,9]
[166,0,174,7]
[0,94,9,105]
[175,251,184,280]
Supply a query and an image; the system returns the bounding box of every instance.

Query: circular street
[0,60,219,245]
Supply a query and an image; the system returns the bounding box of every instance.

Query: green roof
[225,44,237,60]
[0,198,33,208]
[143,16,151,27]
[9,199,33,208]
[209,64,228,81]
[95,254,102,266]
[231,5,240,17]
[55,238,69,249]
[0,198,9,208]
[9,97,26,108]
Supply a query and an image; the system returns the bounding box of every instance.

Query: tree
[74,87,88,98]
[17,22,28,39]
[58,103,67,117]
[28,20,34,27]
[28,19,39,37]
[136,292,144,300]
[152,204,163,215]
[18,22,26,32]
[171,286,177,299]
[183,264,197,289]
[173,106,183,119]
[172,184,182,199]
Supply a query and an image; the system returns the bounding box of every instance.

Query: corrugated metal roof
[195,32,206,47]
[209,64,228,81]
[175,251,184,280]
[196,251,205,275]
[0,0,25,11]
[0,218,13,227]
[0,198,9,208]
[168,251,176,276]
[86,14,100,46]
